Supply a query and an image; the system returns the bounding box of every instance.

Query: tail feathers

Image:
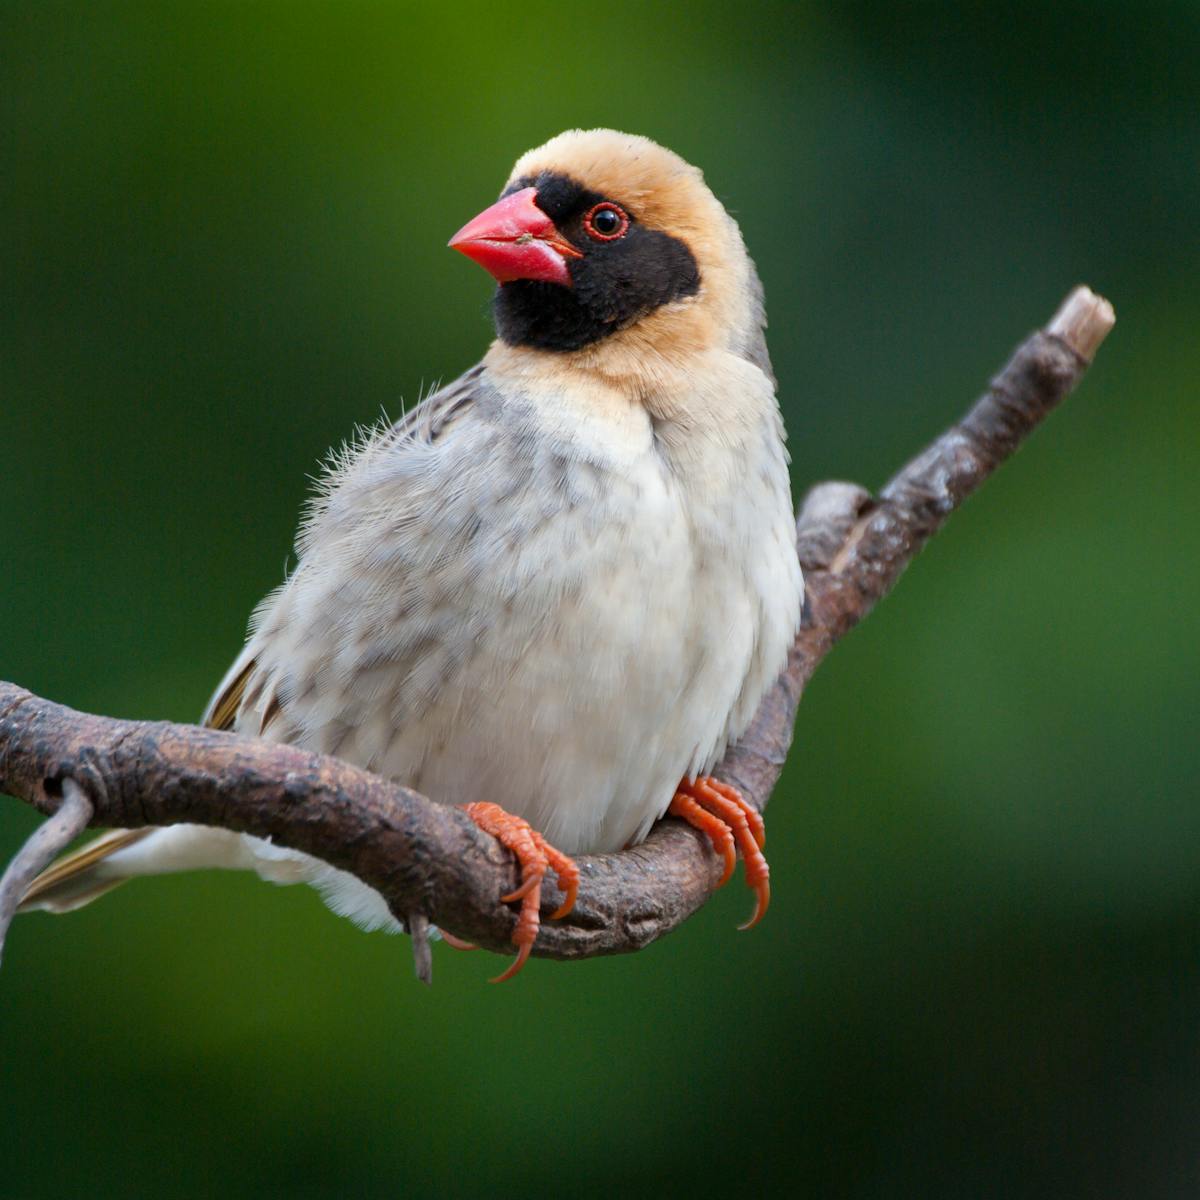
[18,828,154,914]
[19,824,261,914]
[19,822,403,935]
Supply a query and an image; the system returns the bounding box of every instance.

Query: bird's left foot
[451,802,579,983]
[668,777,770,929]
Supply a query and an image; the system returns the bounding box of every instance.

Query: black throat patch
[492,171,701,353]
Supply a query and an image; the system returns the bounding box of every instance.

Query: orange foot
[668,777,770,929]
[446,802,579,983]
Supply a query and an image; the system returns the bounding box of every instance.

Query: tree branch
[0,779,92,968]
[0,287,1115,968]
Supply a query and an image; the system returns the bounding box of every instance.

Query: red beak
[448,187,582,286]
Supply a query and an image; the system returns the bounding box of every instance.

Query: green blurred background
[3,2,1198,1196]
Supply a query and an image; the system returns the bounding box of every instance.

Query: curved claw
[738,878,771,930]
[439,930,480,952]
[489,939,533,984]
[537,834,580,919]
[500,871,543,904]
[549,887,577,922]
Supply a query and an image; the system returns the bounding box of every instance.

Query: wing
[200,362,490,741]
[24,366,494,913]
[204,654,255,731]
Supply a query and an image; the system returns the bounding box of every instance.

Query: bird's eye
[583,202,629,241]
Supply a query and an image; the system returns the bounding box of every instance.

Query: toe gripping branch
[668,777,770,929]
[448,781,763,982]
[451,801,580,983]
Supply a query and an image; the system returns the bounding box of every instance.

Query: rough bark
[0,287,1115,968]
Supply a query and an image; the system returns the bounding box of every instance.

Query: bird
[20,129,804,981]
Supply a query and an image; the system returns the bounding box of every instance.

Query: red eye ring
[583,202,629,241]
